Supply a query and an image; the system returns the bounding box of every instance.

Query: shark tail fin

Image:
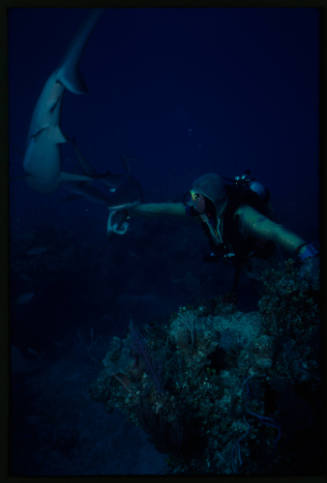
[58,67,88,95]
[57,9,104,95]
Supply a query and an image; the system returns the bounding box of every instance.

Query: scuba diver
[108,171,319,291]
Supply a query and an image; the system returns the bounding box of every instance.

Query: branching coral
[90,260,320,474]
[258,259,320,387]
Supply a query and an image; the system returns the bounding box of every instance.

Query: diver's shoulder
[233,204,268,232]
[234,204,260,219]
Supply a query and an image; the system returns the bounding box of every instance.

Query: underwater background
[8,7,321,476]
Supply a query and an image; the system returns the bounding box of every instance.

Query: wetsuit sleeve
[235,205,306,255]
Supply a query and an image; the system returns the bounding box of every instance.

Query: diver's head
[188,190,207,214]
[188,173,227,217]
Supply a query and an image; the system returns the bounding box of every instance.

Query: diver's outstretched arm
[235,204,306,255]
[130,202,187,217]
[236,204,319,286]
[106,201,186,236]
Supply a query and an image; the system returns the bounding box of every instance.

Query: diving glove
[297,242,320,288]
[297,242,319,262]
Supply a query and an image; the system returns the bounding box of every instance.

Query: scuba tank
[223,169,270,205]
[185,170,273,292]
[203,169,273,263]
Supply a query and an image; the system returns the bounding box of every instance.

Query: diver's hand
[107,209,129,236]
[106,201,140,236]
[297,243,320,288]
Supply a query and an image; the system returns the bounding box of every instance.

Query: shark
[62,174,143,208]
[63,180,121,205]
[63,136,143,234]
[23,9,104,193]
[63,136,144,206]
[68,135,142,191]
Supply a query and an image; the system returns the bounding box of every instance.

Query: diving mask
[184,190,206,213]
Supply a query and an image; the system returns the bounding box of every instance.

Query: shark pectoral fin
[60,171,94,183]
[50,126,67,144]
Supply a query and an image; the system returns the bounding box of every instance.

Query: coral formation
[90,260,321,474]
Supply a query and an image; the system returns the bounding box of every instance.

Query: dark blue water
[9,8,320,476]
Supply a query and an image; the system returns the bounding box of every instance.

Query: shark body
[66,137,144,205]
[23,9,104,193]
[69,136,139,191]
[63,174,143,207]
[63,180,117,205]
